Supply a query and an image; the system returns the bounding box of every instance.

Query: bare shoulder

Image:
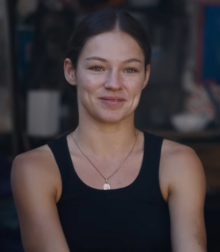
[159,139,206,199]
[161,139,205,176]
[13,145,51,166]
[161,139,200,163]
[160,140,207,251]
[11,145,70,252]
[11,144,62,203]
[12,144,55,170]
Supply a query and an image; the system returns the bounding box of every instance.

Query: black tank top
[48,131,171,252]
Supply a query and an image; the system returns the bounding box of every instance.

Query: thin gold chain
[71,130,139,183]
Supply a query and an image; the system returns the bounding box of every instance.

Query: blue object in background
[17,26,34,82]
[0,154,24,252]
[202,6,220,84]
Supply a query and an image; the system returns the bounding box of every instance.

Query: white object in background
[129,0,159,7]
[184,84,215,118]
[171,113,213,132]
[17,0,38,18]
[182,70,195,92]
[27,90,60,137]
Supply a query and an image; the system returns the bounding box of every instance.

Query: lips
[99,96,126,101]
[99,96,126,107]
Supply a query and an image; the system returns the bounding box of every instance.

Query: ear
[142,64,151,89]
[64,58,77,86]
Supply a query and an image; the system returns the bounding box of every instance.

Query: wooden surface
[146,129,220,141]
[189,143,220,190]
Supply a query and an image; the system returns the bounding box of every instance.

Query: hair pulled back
[66,8,151,69]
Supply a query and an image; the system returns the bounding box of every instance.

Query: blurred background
[0,0,220,251]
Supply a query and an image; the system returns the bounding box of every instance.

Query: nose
[104,70,122,90]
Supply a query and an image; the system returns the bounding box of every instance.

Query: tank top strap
[143,131,163,163]
[138,131,165,203]
[47,131,165,204]
[47,134,73,201]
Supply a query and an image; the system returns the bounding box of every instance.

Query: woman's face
[65,31,150,124]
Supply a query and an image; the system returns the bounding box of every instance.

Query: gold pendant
[103,183,111,190]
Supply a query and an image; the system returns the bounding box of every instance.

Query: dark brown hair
[66,8,151,69]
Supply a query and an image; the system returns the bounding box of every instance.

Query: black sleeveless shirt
[48,131,171,251]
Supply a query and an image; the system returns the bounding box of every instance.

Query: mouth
[99,96,126,106]
[99,97,126,102]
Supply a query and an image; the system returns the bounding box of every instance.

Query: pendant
[103,183,111,190]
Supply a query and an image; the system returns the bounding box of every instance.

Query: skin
[11,30,207,252]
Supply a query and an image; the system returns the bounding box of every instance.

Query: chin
[100,118,123,124]
[94,111,131,124]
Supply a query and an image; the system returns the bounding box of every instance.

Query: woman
[11,8,207,252]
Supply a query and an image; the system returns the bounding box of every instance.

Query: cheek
[123,76,145,95]
[77,71,106,93]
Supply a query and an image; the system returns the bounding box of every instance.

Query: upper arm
[167,146,207,252]
[11,150,69,252]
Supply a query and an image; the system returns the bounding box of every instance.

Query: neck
[72,114,137,159]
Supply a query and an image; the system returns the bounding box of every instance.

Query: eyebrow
[124,58,142,64]
[85,57,142,64]
[86,57,107,62]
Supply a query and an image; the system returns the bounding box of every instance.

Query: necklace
[71,130,139,190]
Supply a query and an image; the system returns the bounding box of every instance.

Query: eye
[90,66,105,72]
[124,68,137,73]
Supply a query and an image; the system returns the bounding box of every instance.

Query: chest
[52,132,172,251]
[70,150,144,191]
[57,194,171,251]
[67,152,169,203]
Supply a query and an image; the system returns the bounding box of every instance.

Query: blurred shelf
[145,129,220,141]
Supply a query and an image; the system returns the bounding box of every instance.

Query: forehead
[79,31,145,62]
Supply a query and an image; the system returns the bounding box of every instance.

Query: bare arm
[167,146,207,252]
[11,149,70,252]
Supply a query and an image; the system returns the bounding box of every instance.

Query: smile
[99,97,126,101]
[99,97,126,106]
